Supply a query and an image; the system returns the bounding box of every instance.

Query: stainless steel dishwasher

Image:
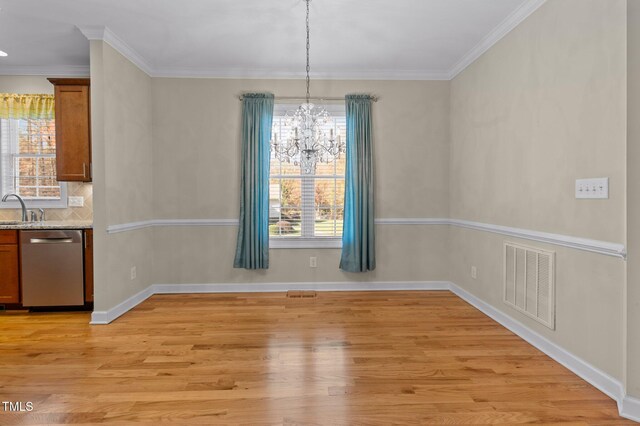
[20,230,84,307]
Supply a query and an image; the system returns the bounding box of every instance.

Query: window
[269,104,345,248]
[0,117,67,208]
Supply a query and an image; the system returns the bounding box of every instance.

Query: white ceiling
[0,0,545,79]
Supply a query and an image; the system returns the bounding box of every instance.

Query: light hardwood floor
[0,291,631,425]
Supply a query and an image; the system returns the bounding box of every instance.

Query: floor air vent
[286,290,317,298]
[504,242,555,329]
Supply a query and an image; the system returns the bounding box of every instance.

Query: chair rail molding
[105,217,626,258]
[449,219,626,259]
[106,219,239,233]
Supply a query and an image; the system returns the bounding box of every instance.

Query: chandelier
[271,0,345,174]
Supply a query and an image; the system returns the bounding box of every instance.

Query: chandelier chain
[271,0,344,175]
[305,0,311,104]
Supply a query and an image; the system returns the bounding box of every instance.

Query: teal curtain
[340,94,375,272]
[234,93,274,269]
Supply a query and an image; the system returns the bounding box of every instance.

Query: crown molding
[77,25,154,76]
[74,0,546,82]
[151,67,451,81]
[75,25,107,40]
[0,65,90,77]
[447,0,547,79]
[3,2,546,81]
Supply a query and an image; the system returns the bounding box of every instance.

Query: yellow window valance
[0,93,55,120]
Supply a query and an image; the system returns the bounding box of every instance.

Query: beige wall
[627,0,640,399]
[91,42,153,311]
[450,0,627,379]
[450,0,626,242]
[0,75,55,93]
[0,75,93,222]
[153,226,449,285]
[152,79,450,219]
[150,78,451,284]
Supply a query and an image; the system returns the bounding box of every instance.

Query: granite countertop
[0,220,93,230]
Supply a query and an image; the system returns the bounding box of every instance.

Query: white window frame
[269,103,345,249]
[0,118,68,209]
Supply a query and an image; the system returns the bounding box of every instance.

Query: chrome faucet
[1,193,28,222]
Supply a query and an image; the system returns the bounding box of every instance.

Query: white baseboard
[91,281,449,324]
[448,284,624,401]
[621,395,640,422]
[90,280,637,422]
[90,286,154,324]
[448,283,640,422]
[153,281,451,294]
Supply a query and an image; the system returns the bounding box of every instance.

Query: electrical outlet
[68,196,84,207]
[309,257,317,268]
[130,266,137,280]
[471,266,477,279]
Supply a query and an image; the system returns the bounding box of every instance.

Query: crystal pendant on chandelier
[284,102,335,174]
[270,0,345,175]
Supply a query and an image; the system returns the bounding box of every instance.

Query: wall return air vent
[504,242,556,329]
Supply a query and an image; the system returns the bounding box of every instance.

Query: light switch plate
[68,196,84,207]
[576,177,609,199]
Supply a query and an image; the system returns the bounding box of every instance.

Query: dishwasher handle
[29,237,74,244]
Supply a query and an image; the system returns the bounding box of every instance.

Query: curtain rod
[237,95,379,102]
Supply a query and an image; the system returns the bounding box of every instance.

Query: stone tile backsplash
[0,182,93,222]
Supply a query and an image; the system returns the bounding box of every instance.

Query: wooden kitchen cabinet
[84,229,93,303]
[48,78,92,182]
[0,231,19,304]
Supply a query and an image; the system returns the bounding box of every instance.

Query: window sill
[270,238,342,249]
[0,200,68,209]
[0,184,68,209]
